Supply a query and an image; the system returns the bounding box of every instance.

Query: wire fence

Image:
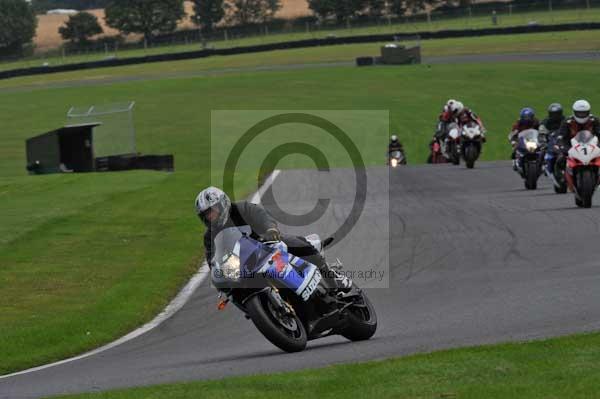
[2,0,600,71]
[67,102,137,158]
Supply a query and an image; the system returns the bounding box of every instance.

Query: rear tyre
[578,169,595,208]
[452,149,460,165]
[554,158,568,194]
[340,291,378,341]
[246,293,307,353]
[554,184,567,194]
[448,142,460,165]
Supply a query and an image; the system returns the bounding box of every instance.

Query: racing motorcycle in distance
[445,123,462,165]
[428,123,447,164]
[543,131,568,194]
[429,140,447,164]
[461,122,484,169]
[211,226,378,352]
[388,150,407,168]
[566,131,600,208]
[515,128,544,190]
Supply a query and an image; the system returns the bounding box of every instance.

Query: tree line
[0,0,286,55]
[0,0,582,57]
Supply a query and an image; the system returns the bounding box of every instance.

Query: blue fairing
[237,237,320,300]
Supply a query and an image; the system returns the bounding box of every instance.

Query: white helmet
[450,101,464,115]
[391,134,398,142]
[195,187,231,228]
[573,99,591,124]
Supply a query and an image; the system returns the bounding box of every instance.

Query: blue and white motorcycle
[211,226,378,352]
[515,129,544,190]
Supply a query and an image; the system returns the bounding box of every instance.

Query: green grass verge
[52,332,600,399]
[1,30,599,91]
[2,5,600,72]
[2,60,600,375]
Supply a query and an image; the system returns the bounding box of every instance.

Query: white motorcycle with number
[567,131,600,208]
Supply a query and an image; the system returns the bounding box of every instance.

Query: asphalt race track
[3,161,600,398]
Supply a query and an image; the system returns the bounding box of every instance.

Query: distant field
[15,5,600,72]
[2,60,600,374]
[1,30,599,89]
[33,0,311,51]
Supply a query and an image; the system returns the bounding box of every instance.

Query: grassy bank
[1,30,599,91]
[54,331,600,399]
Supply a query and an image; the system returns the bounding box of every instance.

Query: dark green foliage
[0,0,37,57]
[191,0,225,33]
[59,11,103,44]
[227,0,282,25]
[105,0,185,42]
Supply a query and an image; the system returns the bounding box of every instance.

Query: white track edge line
[0,169,281,380]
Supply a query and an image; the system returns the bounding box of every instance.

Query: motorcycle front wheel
[525,161,538,190]
[577,169,596,208]
[246,293,307,352]
[464,145,479,169]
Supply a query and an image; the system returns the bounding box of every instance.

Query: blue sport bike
[515,129,545,190]
[211,226,378,353]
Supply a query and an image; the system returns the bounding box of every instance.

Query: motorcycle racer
[195,187,350,290]
[558,100,600,150]
[509,107,540,170]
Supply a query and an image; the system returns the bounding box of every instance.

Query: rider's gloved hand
[263,228,281,242]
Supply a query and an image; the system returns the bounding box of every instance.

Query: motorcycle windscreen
[237,235,277,273]
[518,129,539,144]
[574,130,595,145]
[212,226,276,273]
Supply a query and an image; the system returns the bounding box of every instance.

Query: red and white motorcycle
[566,130,600,208]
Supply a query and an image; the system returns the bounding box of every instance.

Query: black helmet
[548,103,563,121]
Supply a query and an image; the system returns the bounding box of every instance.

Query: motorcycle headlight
[391,159,398,167]
[525,141,538,152]
[219,255,241,280]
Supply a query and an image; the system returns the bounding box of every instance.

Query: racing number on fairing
[582,147,588,156]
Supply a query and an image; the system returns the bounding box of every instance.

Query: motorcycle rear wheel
[554,159,568,194]
[339,291,378,342]
[246,293,307,352]
[554,184,567,194]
